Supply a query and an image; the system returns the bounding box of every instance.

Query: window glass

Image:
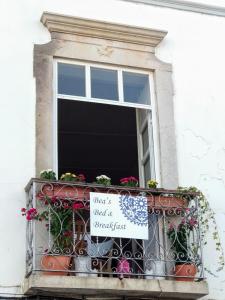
[123,72,150,105]
[91,67,118,101]
[142,126,149,156]
[144,157,151,186]
[58,63,85,96]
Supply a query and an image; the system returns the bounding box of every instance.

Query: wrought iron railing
[25,179,204,280]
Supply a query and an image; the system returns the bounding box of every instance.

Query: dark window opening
[58,99,139,184]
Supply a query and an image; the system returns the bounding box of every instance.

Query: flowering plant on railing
[176,186,225,273]
[95,175,111,186]
[147,179,158,189]
[21,197,89,254]
[120,176,138,187]
[60,172,86,182]
[167,212,198,264]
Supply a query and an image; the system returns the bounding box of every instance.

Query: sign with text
[90,192,148,240]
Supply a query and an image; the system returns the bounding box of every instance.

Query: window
[55,60,156,186]
[35,12,178,190]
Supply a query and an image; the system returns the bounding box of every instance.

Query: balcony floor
[23,275,208,299]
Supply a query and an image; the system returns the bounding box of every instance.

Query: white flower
[40,169,53,174]
[96,175,111,180]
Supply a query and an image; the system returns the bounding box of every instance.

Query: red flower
[72,202,84,210]
[189,217,197,227]
[21,208,26,213]
[120,177,128,183]
[78,174,86,182]
[25,208,38,221]
[51,196,57,203]
[120,176,139,186]
[63,200,71,209]
[63,230,73,237]
[129,176,138,182]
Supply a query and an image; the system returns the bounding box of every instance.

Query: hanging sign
[90,192,148,240]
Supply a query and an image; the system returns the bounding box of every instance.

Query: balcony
[23,179,208,299]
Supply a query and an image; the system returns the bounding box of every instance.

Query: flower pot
[41,255,71,275]
[175,264,197,281]
[37,184,89,201]
[74,256,92,276]
[148,195,187,210]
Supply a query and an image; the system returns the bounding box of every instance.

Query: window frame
[53,59,161,185]
[56,59,153,110]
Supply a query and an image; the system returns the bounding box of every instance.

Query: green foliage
[40,169,56,180]
[177,186,225,272]
[96,175,111,186]
[147,179,158,189]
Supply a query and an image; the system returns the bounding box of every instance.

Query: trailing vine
[177,186,224,274]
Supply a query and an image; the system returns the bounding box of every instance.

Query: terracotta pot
[41,255,71,275]
[37,184,89,201]
[148,195,187,210]
[175,264,197,281]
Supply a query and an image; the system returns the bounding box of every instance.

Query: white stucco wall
[0,0,225,299]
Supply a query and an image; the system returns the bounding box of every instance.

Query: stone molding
[119,0,225,17]
[41,12,167,47]
[35,12,178,189]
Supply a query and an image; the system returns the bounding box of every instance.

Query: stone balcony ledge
[23,275,208,299]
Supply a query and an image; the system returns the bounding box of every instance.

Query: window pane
[58,63,85,96]
[91,67,118,101]
[123,72,150,105]
[142,125,149,155]
[144,157,151,186]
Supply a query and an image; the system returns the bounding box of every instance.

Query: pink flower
[21,208,26,212]
[72,202,84,210]
[78,174,86,182]
[189,217,197,227]
[116,258,130,275]
[120,177,128,183]
[181,218,186,224]
[169,222,175,230]
[120,176,139,186]
[129,176,138,182]
[25,208,38,221]
[26,214,32,221]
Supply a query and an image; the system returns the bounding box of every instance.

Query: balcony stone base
[23,275,208,299]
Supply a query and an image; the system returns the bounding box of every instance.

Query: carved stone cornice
[41,12,167,48]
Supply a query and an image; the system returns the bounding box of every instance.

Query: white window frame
[53,58,161,185]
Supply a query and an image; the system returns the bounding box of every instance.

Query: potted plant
[167,212,198,281]
[147,179,158,189]
[176,186,224,274]
[22,196,89,275]
[120,176,138,187]
[38,170,87,201]
[146,179,187,209]
[95,175,111,186]
[40,169,57,180]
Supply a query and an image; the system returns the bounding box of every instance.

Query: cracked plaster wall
[0,0,225,299]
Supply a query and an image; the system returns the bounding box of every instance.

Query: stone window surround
[34,12,178,189]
